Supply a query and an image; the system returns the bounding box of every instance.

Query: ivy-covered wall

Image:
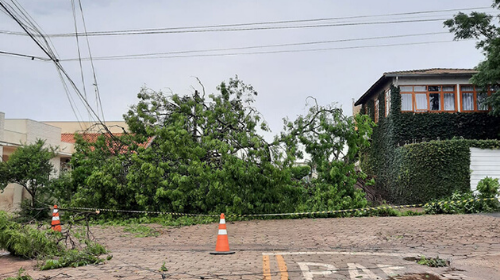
[387,139,500,203]
[361,85,500,204]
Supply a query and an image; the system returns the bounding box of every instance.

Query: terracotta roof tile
[61,133,153,154]
[61,133,125,143]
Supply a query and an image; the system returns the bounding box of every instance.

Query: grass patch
[405,255,448,268]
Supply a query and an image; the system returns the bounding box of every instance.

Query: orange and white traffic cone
[210,213,235,255]
[51,205,62,232]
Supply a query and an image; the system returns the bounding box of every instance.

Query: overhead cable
[0,6,492,38]
[57,32,450,62]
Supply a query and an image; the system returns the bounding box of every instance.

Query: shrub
[477,176,500,209]
[424,188,499,215]
[477,177,500,198]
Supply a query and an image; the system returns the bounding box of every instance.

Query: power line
[1,0,87,130]
[2,37,470,62]
[0,0,116,136]
[71,0,89,103]
[81,40,469,60]
[0,18,451,37]
[77,0,105,122]
[57,32,450,62]
[0,50,49,60]
[0,6,492,38]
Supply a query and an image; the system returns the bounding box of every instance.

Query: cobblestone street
[1,213,499,279]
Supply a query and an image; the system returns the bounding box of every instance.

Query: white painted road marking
[263,251,413,279]
[347,263,378,279]
[377,264,405,277]
[297,262,337,280]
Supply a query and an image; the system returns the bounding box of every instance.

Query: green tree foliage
[280,99,374,211]
[290,165,311,181]
[63,77,374,215]
[445,1,500,115]
[0,139,55,207]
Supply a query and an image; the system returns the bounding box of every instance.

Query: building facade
[0,112,127,212]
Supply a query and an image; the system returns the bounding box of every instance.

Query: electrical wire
[0,0,114,135]
[71,0,89,109]
[0,50,49,60]
[1,37,471,63]
[77,0,105,122]
[0,18,451,37]
[60,40,472,61]
[57,31,450,62]
[0,6,492,38]
[4,0,89,128]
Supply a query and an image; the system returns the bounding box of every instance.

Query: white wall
[395,76,471,86]
[470,148,500,192]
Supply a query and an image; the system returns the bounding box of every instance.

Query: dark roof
[354,68,477,106]
[384,68,477,75]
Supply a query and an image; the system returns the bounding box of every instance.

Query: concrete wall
[0,183,24,212]
[26,120,61,146]
[3,130,26,144]
[5,119,61,146]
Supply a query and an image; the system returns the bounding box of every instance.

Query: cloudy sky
[0,0,494,137]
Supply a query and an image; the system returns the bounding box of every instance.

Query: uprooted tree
[280,98,374,211]
[58,76,375,214]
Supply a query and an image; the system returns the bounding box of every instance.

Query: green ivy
[361,85,500,204]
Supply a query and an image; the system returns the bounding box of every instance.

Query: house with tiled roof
[354,68,492,121]
[354,68,500,203]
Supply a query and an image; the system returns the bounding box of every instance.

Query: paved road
[1,214,499,280]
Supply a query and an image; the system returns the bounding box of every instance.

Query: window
[401,94,412,111]
[374,100,379,123]
[399,85,457,113]
[460,85,494,112]
[385,89,391,116]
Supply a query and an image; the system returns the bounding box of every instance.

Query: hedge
[387,139,500,204]
[361,85,500,204]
